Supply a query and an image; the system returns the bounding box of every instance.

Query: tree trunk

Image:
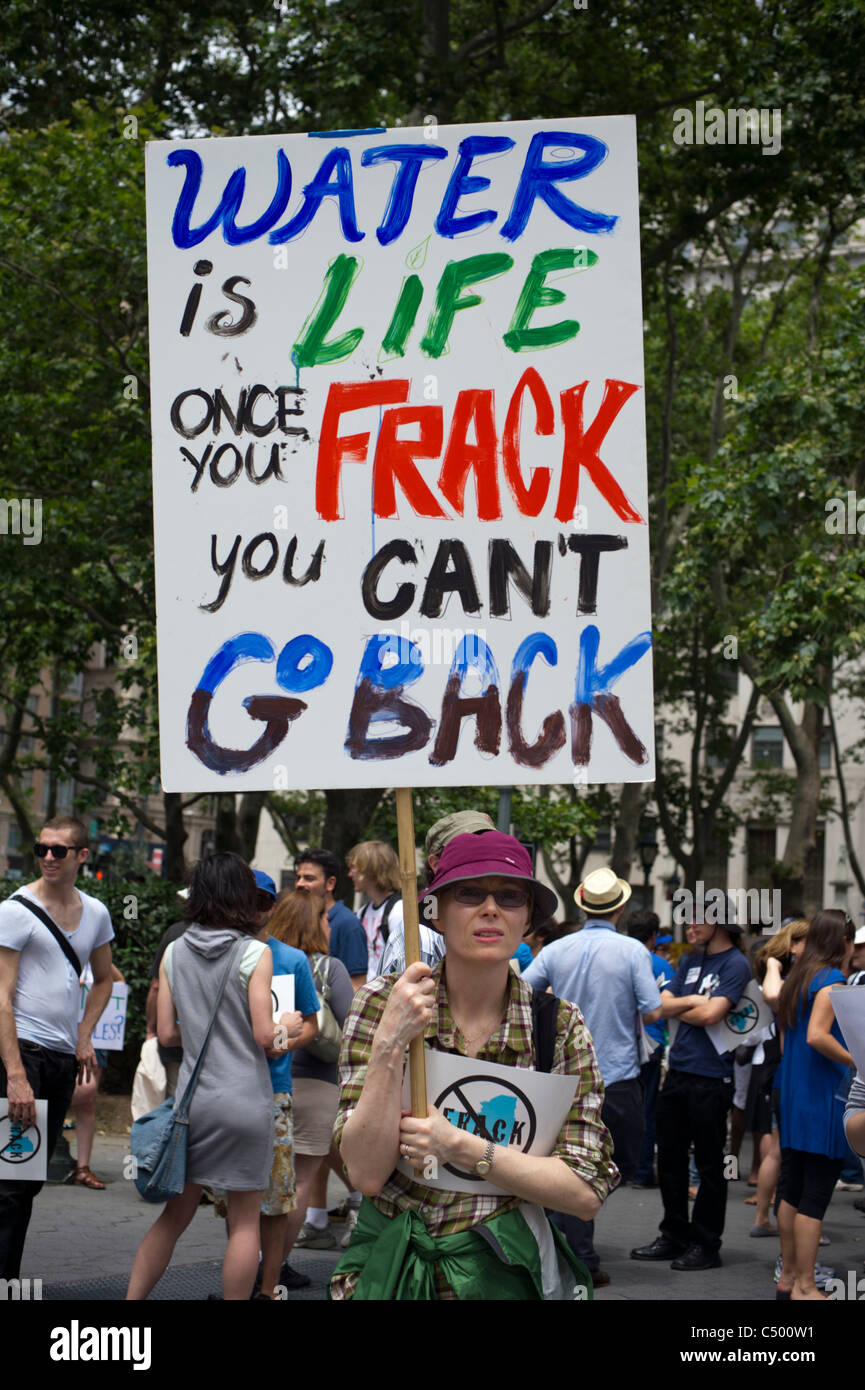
[214,793,242,854]
[827,696,865,898]
[769,694,822,916]
[238,791,267,861]
[409,0,453,125]
[321,788,387,904]
[162,791,188,883]
[611,782,643,883]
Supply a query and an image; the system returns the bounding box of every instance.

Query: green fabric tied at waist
[330,1197,593,1301]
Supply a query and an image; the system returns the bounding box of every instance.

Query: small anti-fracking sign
[706,979,774,1057]
[0,1100,48,1181]
[399,1049,577,1195]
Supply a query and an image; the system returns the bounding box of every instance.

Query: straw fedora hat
[575,866,631,915]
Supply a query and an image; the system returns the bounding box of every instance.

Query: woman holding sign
[330,832,617,1300]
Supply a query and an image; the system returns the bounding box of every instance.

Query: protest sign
[145,117,653,792]
[831,985,865,1076]
[78,981,129,1052]
[271,974,295,1020]
[706,979,774,1057]
[398,1048,577,1194]
[0,1100,48,1182]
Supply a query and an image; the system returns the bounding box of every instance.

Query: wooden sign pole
[395,786,427,1118]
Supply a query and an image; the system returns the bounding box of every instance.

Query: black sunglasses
[450,884,531,909]
[34,842,85,859]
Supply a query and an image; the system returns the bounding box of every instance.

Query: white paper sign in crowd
[0,1099,49,1182]
[705,979,775,1058]
[831,985,865,1077]
[77,980,129,1052]
[398,1049,578,1195]
[146,118,653,791]
[271,974,295,1020]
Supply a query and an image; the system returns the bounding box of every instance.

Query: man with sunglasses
[523,866,662,1286]
[0,815,114,1277]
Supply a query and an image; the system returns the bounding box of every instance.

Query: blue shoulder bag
[131,936,247,1203]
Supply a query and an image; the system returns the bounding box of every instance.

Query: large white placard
[0,1100,48,1181]
[146,118,653,790]
[831,985,865,1077]
[398,1048,577,1194]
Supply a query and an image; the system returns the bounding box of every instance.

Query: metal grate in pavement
[43,1252,340,1301]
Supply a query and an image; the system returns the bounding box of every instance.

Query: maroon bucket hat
[419,831,559,926]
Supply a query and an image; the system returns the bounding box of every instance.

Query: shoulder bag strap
[175,935,249,1120]
[531,988,559,1074]
[310,952,328,999]
[11,893,83,978]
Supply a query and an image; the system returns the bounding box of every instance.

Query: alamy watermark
[0,1277,42,1300]
[379,621,489,667]
[825,491,865,534]
[673,102,782,156]
[672,882,782,930]
[0,497,42,544]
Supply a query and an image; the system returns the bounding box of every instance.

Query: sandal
[71,1165,105,1189]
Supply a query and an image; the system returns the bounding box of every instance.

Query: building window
[706,724,736,769]
[702,834,729,893]
[818,732,832,770]
[747,825,776,884]
[743,825,778,925]
[592,824,611,852]
[752,726,784,768]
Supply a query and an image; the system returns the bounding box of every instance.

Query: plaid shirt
[331,961,618,1299]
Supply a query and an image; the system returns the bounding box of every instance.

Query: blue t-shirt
[523,921,661,1086]
[512,942,533,972]
[266,937,320,1093]
[646,951,674,1046]
[667,945,753,1080]
[328,901,367,978]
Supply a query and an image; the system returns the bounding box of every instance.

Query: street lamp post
[639,832,659,910]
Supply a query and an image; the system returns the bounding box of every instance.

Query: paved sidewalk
[19,1134,865,1300]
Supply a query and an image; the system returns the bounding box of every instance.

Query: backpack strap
[11,893,83,978]
[531,988,559,1074]
[379,892,401,945]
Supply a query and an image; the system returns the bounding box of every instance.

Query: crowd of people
[1,811,864,1302]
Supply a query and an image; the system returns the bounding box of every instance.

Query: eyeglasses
[34,843,84,859]
[450,884,530,910]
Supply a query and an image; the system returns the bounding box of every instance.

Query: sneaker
[340,1208,358,1248]
[774,1255,836,1289]
[835,1179,864,1192]
[295,1221,337,1250]
[328,1200,349,1223]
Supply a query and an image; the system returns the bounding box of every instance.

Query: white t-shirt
[0,886,114,1054]
[360,896,404,981]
